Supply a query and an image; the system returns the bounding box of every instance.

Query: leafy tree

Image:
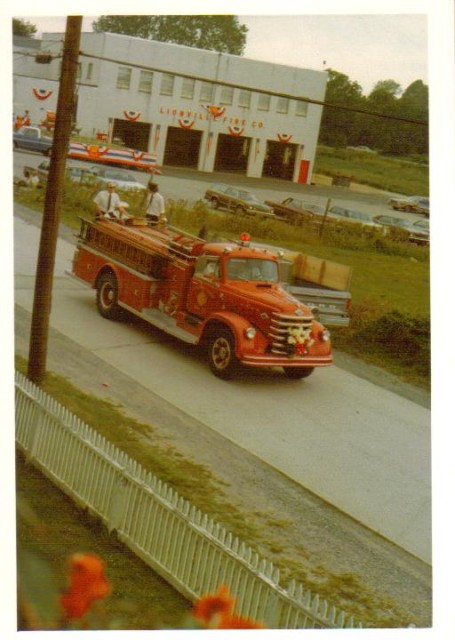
[319,70,365,147]
[13,18,37,37]
[394,80,429,155]
[319,69,428,156]
[370,79,402,97]
[92,15,247,55]
[363,81,401,151]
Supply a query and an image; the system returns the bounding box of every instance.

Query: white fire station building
[13,31,327,184]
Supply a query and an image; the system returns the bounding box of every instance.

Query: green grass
[314,145,429,196]
[17,452,192,630]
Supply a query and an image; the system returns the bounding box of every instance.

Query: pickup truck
[254,243,352,327]
[264,197,314,225]
[13,126,53,155]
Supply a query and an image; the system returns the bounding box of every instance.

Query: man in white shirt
[145,183,165,225]
[93,182,127,219]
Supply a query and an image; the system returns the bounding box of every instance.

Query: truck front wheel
[283,366,314,380]
[96,273,120,319]
[207,327,239,379]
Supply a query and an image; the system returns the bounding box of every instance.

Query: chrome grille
[269,312,313,355]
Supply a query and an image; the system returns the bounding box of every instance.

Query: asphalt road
[12,200,431,565]
[13,147,426,224]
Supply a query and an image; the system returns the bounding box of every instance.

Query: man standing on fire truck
[145,182,166,225]
[94,182,127,219]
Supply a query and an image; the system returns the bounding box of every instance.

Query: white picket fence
[15,370,362,629]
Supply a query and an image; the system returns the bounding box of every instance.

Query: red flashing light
[239,232,251,244]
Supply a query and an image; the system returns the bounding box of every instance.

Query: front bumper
[239,354,333,368]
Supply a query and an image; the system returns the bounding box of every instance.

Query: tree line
[320,71,428,157]
[13,16,428,157]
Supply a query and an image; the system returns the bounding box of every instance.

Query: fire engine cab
[71,218,332,379]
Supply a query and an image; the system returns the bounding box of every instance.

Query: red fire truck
[71,218,332,379]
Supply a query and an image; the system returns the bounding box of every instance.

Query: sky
[17,12,428,96]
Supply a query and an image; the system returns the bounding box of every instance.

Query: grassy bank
[15,355,418,628]
[17,452,192,630]
[314,145,429,196]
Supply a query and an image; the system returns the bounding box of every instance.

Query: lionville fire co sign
[159,105,266,130]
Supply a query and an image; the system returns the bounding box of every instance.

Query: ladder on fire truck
[77,217,206,275]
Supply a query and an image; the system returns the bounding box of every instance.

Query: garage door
[215,134,251,174]
[263,140,296,180]
[163,127,202,168]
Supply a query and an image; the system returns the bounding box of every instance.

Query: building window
[76,63,82,79]
[277,97,289,114]
[86,62,93,80]
[139,70,154,94]
[160,73,175,96]
[181,77,195,99]
[200,82,215,102]
[296,100,308,117]
[238,90,251,108]
[219,86,234,105]
[257,93,271,111]
[117,66,132,90]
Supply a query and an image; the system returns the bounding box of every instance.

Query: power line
[79,49,428,126]
[13,43,427,126]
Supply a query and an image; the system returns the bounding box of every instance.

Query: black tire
[207,327,239,379]
[210,197,219,209]
[96,272,120,319]
[283,367,315,380]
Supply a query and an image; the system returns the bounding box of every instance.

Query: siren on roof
[239,232,251,247]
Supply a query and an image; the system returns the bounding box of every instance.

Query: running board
[127,305,199,344]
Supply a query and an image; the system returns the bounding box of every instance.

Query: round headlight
[244,327,256,340]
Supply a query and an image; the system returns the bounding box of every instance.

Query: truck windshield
[226,258,279,282]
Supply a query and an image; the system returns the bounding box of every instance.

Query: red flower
[193,586,265,629]
[218,615,265,629]
[193,585,235,624]
[60,553,111,619]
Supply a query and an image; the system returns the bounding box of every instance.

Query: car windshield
[105,171,136,182]
[226,258,279,282]
[307,204,325,213]
[239,191,259,203]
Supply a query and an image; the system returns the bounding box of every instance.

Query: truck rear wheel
[207,327,239,379]
[96,273,120,319]
[283,366,314,379]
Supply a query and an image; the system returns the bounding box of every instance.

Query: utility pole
[27,17,82,384]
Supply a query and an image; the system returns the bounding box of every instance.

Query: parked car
[372,214,415,231]
[304,203,328,217]
[407,218,430,245]
[25,160,100,186]
[388,195,430,216]
[346,145,376,153]
[373,214,429,244]
[328,206,382,229]
[13,126,53,155]
[263,197,314,224]
[204,183,275,218]
[87,166,147,191]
